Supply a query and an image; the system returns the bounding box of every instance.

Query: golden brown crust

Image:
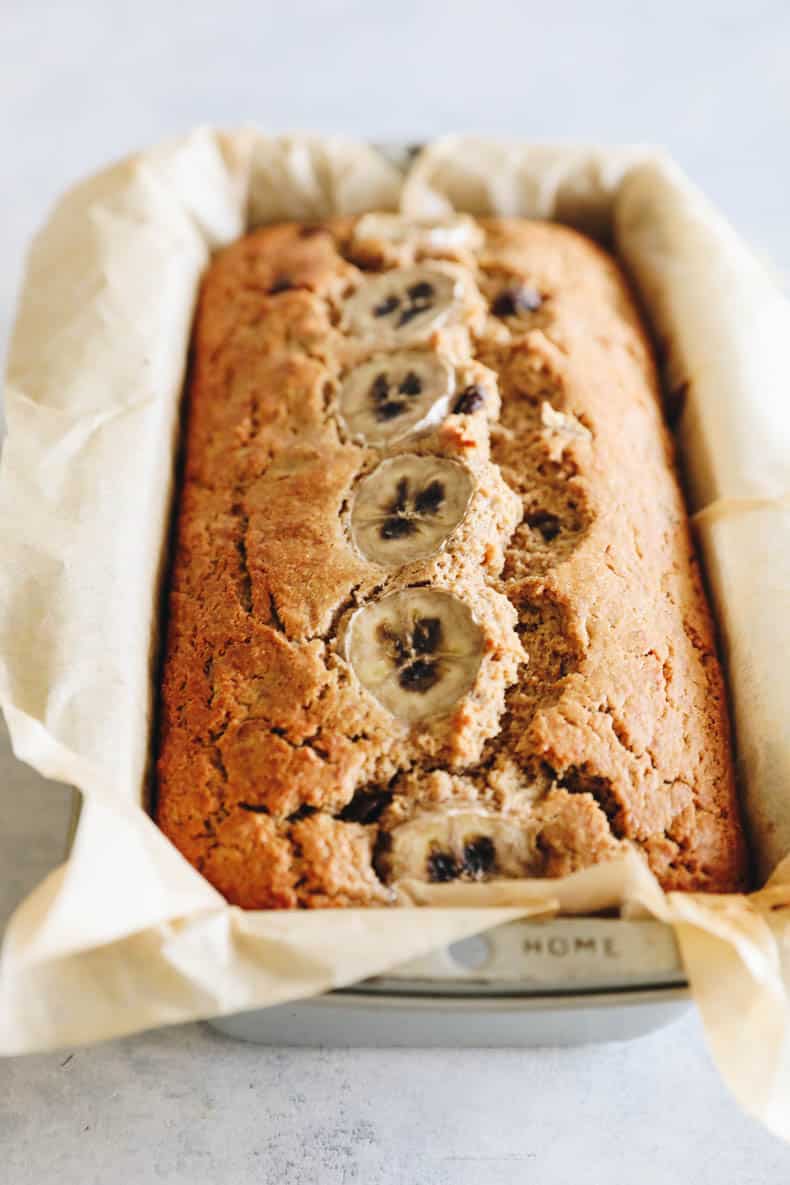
[155,215,748,906]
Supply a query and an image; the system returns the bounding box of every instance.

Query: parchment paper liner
[2,130,790,1139]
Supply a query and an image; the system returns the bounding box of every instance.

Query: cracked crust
[155,215,748,906]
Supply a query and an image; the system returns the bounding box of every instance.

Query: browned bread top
[155,212,748,907]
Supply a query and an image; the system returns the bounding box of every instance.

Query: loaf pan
[210,917,689,1047]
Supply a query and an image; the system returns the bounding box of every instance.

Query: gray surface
[3,0,790,1181]
[4,1020,790,1185]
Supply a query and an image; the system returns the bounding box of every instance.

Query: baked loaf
[156,211,748,906]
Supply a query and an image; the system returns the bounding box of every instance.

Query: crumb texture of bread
[155,214,748,906]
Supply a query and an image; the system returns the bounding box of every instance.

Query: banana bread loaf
[155,212,748,907]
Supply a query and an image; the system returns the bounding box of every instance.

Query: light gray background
[2,1,790,1181]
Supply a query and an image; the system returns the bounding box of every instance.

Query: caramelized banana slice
[346,589,484,722]
[379,808,536,883]
[352,213,484,255]
[343,266,461,344]
[338,351,455,446]
[350,455,474,566]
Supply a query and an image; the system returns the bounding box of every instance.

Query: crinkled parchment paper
[2,129,790,1138]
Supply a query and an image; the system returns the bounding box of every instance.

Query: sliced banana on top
[346,589,484,722]
[350,455,474,566]
[337,351,455,446]
[343,266,460,344]
[352,213,484,254]
[378,808,536,884]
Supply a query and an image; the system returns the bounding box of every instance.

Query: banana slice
[379,808,536,883]
[337,351,455,446]
[350,455,474,566]
[346,589,484,722]
[352,213,484,254]
[343,266,461,343]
